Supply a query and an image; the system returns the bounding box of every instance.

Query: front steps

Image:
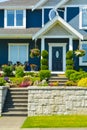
[49,74,68,86]
[2,88,28,116]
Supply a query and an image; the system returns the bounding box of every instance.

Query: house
[0,0,87,73]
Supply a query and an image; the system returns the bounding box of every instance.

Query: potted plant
[30,48,40,58]
[75,50,86,57]
[30,64,37,71]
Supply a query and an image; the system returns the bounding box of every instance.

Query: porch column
[69,38,73,50]
[41,38,45,59]
[41,38,45,51]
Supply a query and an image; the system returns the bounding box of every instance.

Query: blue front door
[52,47,63,71]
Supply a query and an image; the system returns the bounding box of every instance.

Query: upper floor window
[5,10,26,28]
[80,8,87,29]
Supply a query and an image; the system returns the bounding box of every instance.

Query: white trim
[4,9,26,28]
[32,0,47,11]
[42,35,72,39]
[33,16,83,40]
[41,38,45,51]
[79,7,87,29]
[49,8,58,21]
[64,7,67,21]
[54,0,69,9]
[48,43,67,72]
[69,38,73,50]
[8,43,29,64]
[79,41,87,66]
[42,8,44,27]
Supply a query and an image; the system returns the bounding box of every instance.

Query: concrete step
[2,111,27,116]
[3,107,27,112]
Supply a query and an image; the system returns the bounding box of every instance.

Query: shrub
[41,59,48,65]
[2,65,13,77]
[10,77,23,87]
[78,78,87,87]
[66,60,74,65]
[66,51,74,70]
[65,81,77,86]
[15,66,24,77]
[41,50,48,58]
[66,51,73,59]
[66,65,73,70]
[65,70,76,79]
[39,70,51,80]
[41,65,48,70]
[41,50,48,70]
[70,71,87,82]
[0,78,6,86]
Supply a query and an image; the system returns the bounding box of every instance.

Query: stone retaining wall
[0,86,7,116]
[28,87,87,116]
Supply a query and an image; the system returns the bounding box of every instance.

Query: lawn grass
[22,115,87,128]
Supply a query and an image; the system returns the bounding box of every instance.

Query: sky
[0,0,9,2]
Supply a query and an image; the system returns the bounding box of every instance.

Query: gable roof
[32,0,69,10]
[33,16,83,40]
[0,0,40,9]
[32,0,47,11]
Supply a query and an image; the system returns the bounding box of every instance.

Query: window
[80,8,87,29]
[79,41,87,66]
[8,44,28,64]
[49,9,58,20]
[5,10,26,28]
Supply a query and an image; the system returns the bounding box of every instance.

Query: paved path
[0,117,87,130]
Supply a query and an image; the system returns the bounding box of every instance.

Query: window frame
[79,41,87,66]
[79,7,87,29]
[4,9,26,28]
[8,43,29,64]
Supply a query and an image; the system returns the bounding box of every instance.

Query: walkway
[0,117,87,130]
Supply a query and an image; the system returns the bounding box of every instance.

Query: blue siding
[0,39,41,70]
[45,38,69,52]
[0,10,4,28]
[67,7,79,22]
[44,9,51,24]
[26,9,42,28]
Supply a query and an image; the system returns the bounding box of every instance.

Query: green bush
[66,51,74,70]
[41,65,48,70]
[66,51,73,59]
[41,59,48,65]
[66,65,73,70]
[10,77,23,87]
[78,78,87,87]
[2,65,13,77]
[39,70,51,80]
[0,78,6,86]
[66,60,74,65]
[65,70,76,79]
[65,80,77,86]
[41,50,48,58]
[15,66,24,77]
[70,71,87,82]
[41,50,48,70]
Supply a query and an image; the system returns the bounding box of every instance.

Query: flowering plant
[30,48,40,58]
[30,64,37,71]
[75,50,86,57]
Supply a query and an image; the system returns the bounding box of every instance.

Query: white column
[42,8,44,27]
[41,38,45,51]
[69,38,73,50]
[41,38,45,59]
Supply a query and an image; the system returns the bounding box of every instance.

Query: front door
[52,47,63,71]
